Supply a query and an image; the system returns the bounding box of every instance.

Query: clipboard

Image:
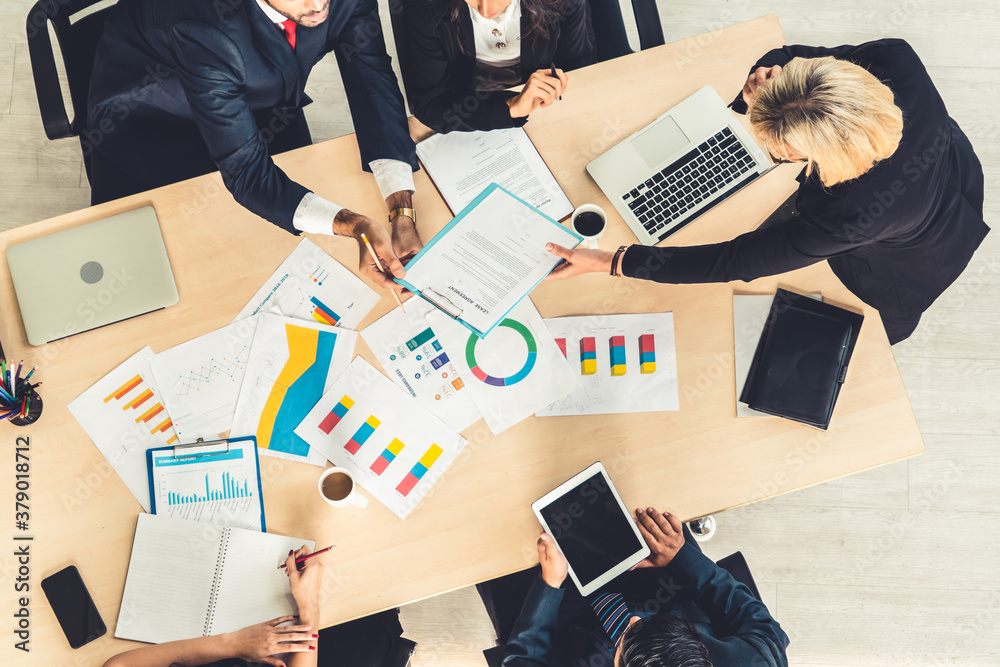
[146,436,267,532]
[394,183,583,338]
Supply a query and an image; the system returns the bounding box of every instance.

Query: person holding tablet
[544,39,990,344]
[480,508,788,666]
[400,0,597,133]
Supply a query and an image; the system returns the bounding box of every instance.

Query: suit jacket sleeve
[666,544,789,666]
[402,1,523,133]
[333,0,418,170]
[501,577,565,666]
[170,22,308,233]
[621,199,874,284]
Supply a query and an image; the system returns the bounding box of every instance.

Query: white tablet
[531,462,650,595]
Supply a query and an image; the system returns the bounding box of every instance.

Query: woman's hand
[742,65,783,106]
[284,546,324,615]
[537,533,569,589]
[225,616,317,667]
[544,243,615,280]
[508,69,569,117]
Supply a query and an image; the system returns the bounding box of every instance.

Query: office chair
[481,551,762,666]
[26,0,118,181]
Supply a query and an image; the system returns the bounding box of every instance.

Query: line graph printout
[69,347,180,512]
[150,316,262,440]
[233,238,380,330]
[536,313,679,416]
[294,357,467,519]
[231,314,356,466]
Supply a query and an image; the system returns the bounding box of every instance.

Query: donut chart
[466,319,537,387]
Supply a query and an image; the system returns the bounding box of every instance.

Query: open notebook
[115,513,314,644]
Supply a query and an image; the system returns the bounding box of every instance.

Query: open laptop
[7,207,179,346]
[587,86,774,245]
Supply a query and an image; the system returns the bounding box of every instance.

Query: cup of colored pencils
[0,361,43,426]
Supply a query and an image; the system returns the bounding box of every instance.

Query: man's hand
[544,243,615,280]
[387,191,423,265]
[630,507,686,570]
[508,69,569,118]
[742,65,783,106]
[537,532,569,589]
[333,210,406,291]
[224,616,316,667]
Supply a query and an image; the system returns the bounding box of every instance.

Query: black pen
[550,62,562,101]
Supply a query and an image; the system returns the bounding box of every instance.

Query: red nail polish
[288,550,293,556]
[313,634,319,638]
[309,645,316,651]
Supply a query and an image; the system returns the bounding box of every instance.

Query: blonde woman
[546,40,989,344]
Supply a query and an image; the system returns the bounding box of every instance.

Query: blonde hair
[748,56,903,187]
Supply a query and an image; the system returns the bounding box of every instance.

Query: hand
[537,532,569,589]
[630,507,686,570]
[508,69,569,118]
[347,215,406,291]
[225,616,317,667]
[284,546,323,614]
[742,65,783,106]
[544,243,615,280]
[390,215,423,265]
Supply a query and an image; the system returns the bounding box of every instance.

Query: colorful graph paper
[610,335,626,376]
[370,438,405,476]
[319,395,354,434]
[580,337,597,375]
[345,416,380,455]
[396,444,443,496]
[639,334,656,374]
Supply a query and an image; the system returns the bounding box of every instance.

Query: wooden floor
[2,1,998,665]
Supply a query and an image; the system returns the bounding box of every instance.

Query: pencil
[277,545,336,569]
[360,233,405,313]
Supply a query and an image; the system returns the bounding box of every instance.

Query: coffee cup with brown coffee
[318,467,368,508]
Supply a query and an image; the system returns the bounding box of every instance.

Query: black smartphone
[40,566,107,648]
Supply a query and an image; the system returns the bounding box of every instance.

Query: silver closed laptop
[587,86,773,245]
[7,206,179,346]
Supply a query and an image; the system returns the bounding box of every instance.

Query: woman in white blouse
[400,0,597,132]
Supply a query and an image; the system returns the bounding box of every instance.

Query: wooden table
[0,15,922,664]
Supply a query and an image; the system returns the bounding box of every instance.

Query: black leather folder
[739,289,865,430]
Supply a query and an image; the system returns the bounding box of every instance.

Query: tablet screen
[538,471,644,587]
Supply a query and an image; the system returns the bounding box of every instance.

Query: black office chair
[590,0,666,62]
[26,0,118,181]
[481,550,762,666]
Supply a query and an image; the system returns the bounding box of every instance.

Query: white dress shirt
[254,0,415,234]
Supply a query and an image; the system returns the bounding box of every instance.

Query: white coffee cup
[318,467,368,508]
[570,204,607,249]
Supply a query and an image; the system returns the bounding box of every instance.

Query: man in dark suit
[87,0,421,288]
[479,507,788,666]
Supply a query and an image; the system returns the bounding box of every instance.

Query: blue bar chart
[166,471,252,505]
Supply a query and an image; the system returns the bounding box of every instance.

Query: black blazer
[87,0,417,233]
[622,40,990,343]
[401,0,596,133]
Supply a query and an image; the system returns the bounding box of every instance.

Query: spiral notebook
[115,514,314,644]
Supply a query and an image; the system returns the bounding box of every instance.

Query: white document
[231,314,356,466]
[417,127,574,221]
[361,299,482,432]
[294,357,467,519]
[537,313,680,416]
[398,184,582,336]
[68,347,180,512]
[150,316,260,441]
[233,238,380,329]
[734,294,821,417]
[149,438,265,532]
[436,298,579,434]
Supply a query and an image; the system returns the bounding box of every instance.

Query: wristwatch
[389,207,416,223]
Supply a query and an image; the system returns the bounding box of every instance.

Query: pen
[14,361,22,387]
[550,63,562,101]
[278,545,336,570]
[360,233,405,313]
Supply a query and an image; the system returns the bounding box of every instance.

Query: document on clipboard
[396,184,583,338]
[146,436,266,532]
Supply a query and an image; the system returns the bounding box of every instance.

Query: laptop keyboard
[622,127,757,237]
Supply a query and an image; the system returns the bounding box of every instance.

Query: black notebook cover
[739,289,865,430]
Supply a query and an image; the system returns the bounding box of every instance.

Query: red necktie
[281,19,297,49]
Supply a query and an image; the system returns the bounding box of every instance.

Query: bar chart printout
[150,440,265,532]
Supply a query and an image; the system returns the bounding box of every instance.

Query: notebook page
[115,514,222,643]
[208,527,315,635]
